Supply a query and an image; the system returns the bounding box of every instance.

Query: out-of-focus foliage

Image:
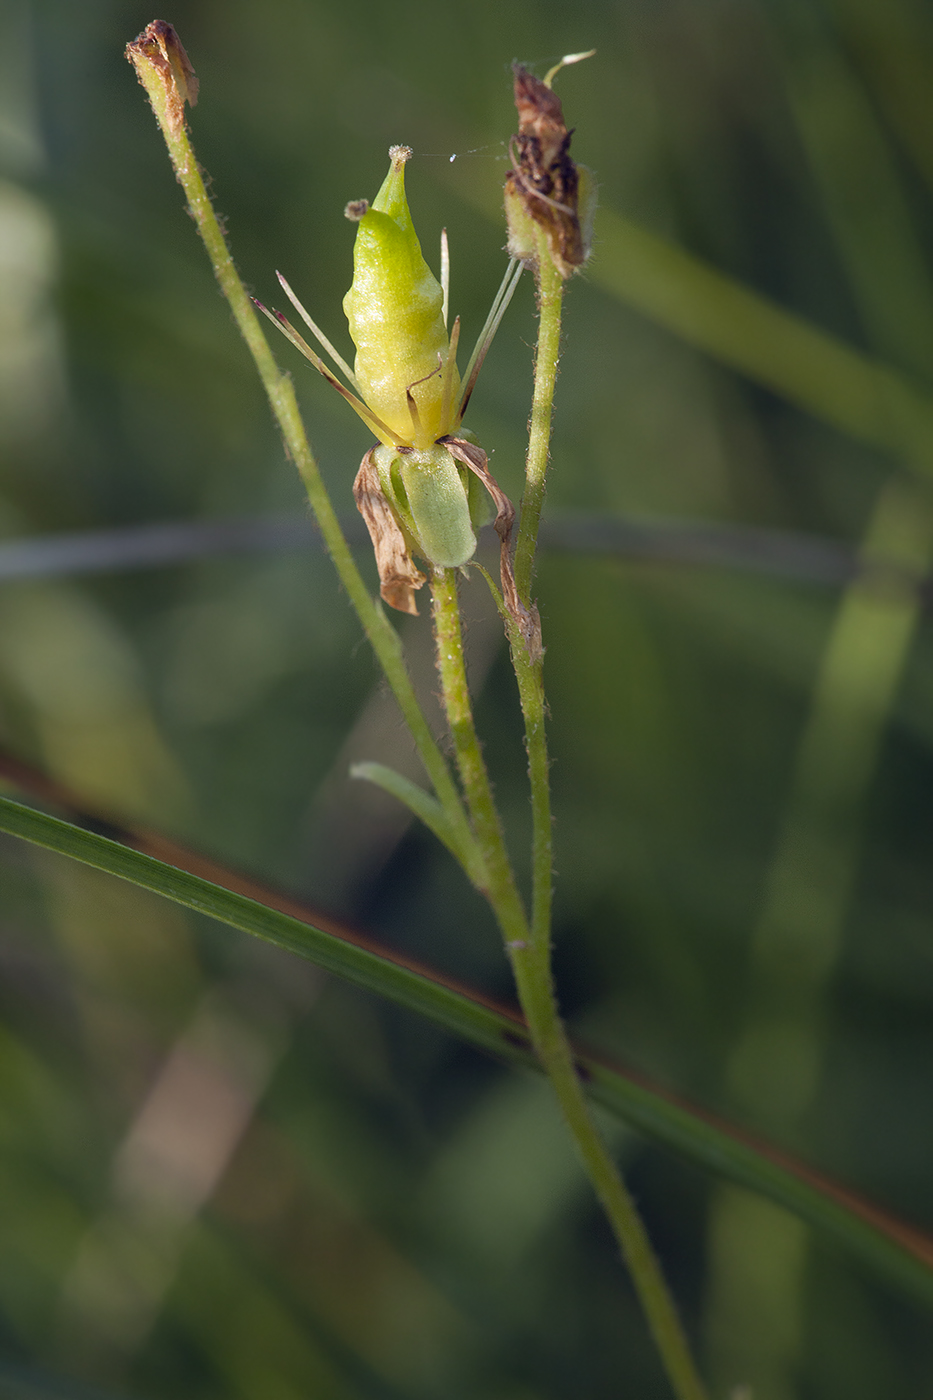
[2,1,933,1397]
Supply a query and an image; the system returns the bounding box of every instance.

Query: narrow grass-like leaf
[1,792,932,1307]
[444,173,933,463]
[350,760,484,886]
[0,1360,129,1400]
[592,207,933,465]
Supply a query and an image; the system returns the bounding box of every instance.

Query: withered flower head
[504,62,596,279]
[125,21,199,133]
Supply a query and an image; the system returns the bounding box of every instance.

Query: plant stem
[430,568,527,929]
[511,231,565,950]
[511,949,709,1400]
[513,247,564,600]
[506,233,708,1399]
[128,38,481,885]
[431,572,707,1400]
[509,638,552,953]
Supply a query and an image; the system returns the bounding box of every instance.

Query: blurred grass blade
[447,162,933,460]
[2,794,933,1306]
[0,513,860,587]
[0,515,330,581]
[0,1361,132,1399]
[704,20,933,1385]
[592,207,933,464]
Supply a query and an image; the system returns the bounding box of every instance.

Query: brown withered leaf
[126,21,199,133]
[505,63,584,279]
[353,450,426,615]
[442,438,543,661]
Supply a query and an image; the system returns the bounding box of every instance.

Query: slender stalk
[513,246,565,599]
[511,666,708,1400]
[128,37,481,883]
[508,230,706,1397]
[431,572,707,1400]
[511,231,565,950]
[510,636,552,954]
[430,568,527,931]
[512,949,708,1400]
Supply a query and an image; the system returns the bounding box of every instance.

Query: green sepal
[451,428,493,529]
[373,443,476,569]
[465,465,495,530]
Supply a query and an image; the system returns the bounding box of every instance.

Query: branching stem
[132,39,706,1396]
[128,40,481,884]
[431,567,706,1400]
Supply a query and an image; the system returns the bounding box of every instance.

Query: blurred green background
[2,0,933,1396]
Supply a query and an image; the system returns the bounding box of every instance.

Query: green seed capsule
[261,142,524,608]
[373,443,476,569]
[344,147,461,450]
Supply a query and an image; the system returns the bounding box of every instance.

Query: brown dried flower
[504,62,595,279]
[125,20,199,133]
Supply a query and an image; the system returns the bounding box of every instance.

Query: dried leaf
[353,449,426,614]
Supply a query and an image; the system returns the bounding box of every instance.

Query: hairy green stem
[430,568,527,929]
[431,571,707,1400]
[513,247,564,599]
[512,945,709,1400]
[510,232,560,959]
[129,41,480,883]
[510,637,552,955]
[509,232,706,1398]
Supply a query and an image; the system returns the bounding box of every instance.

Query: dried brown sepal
[504,64,586,279]
[442,438,543,661]
[126,20,199,132]
[353,449,426,615]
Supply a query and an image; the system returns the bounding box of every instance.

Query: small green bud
[344,147,461,449]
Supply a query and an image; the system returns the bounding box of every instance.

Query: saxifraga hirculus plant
[126,24,709,1398]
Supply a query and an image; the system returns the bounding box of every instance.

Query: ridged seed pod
[259,145,524,617]
[344,146,461,450]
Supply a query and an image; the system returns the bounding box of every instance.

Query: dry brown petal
[126,20,199,133]
[504,64,585,279]
[353,449,426,615]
